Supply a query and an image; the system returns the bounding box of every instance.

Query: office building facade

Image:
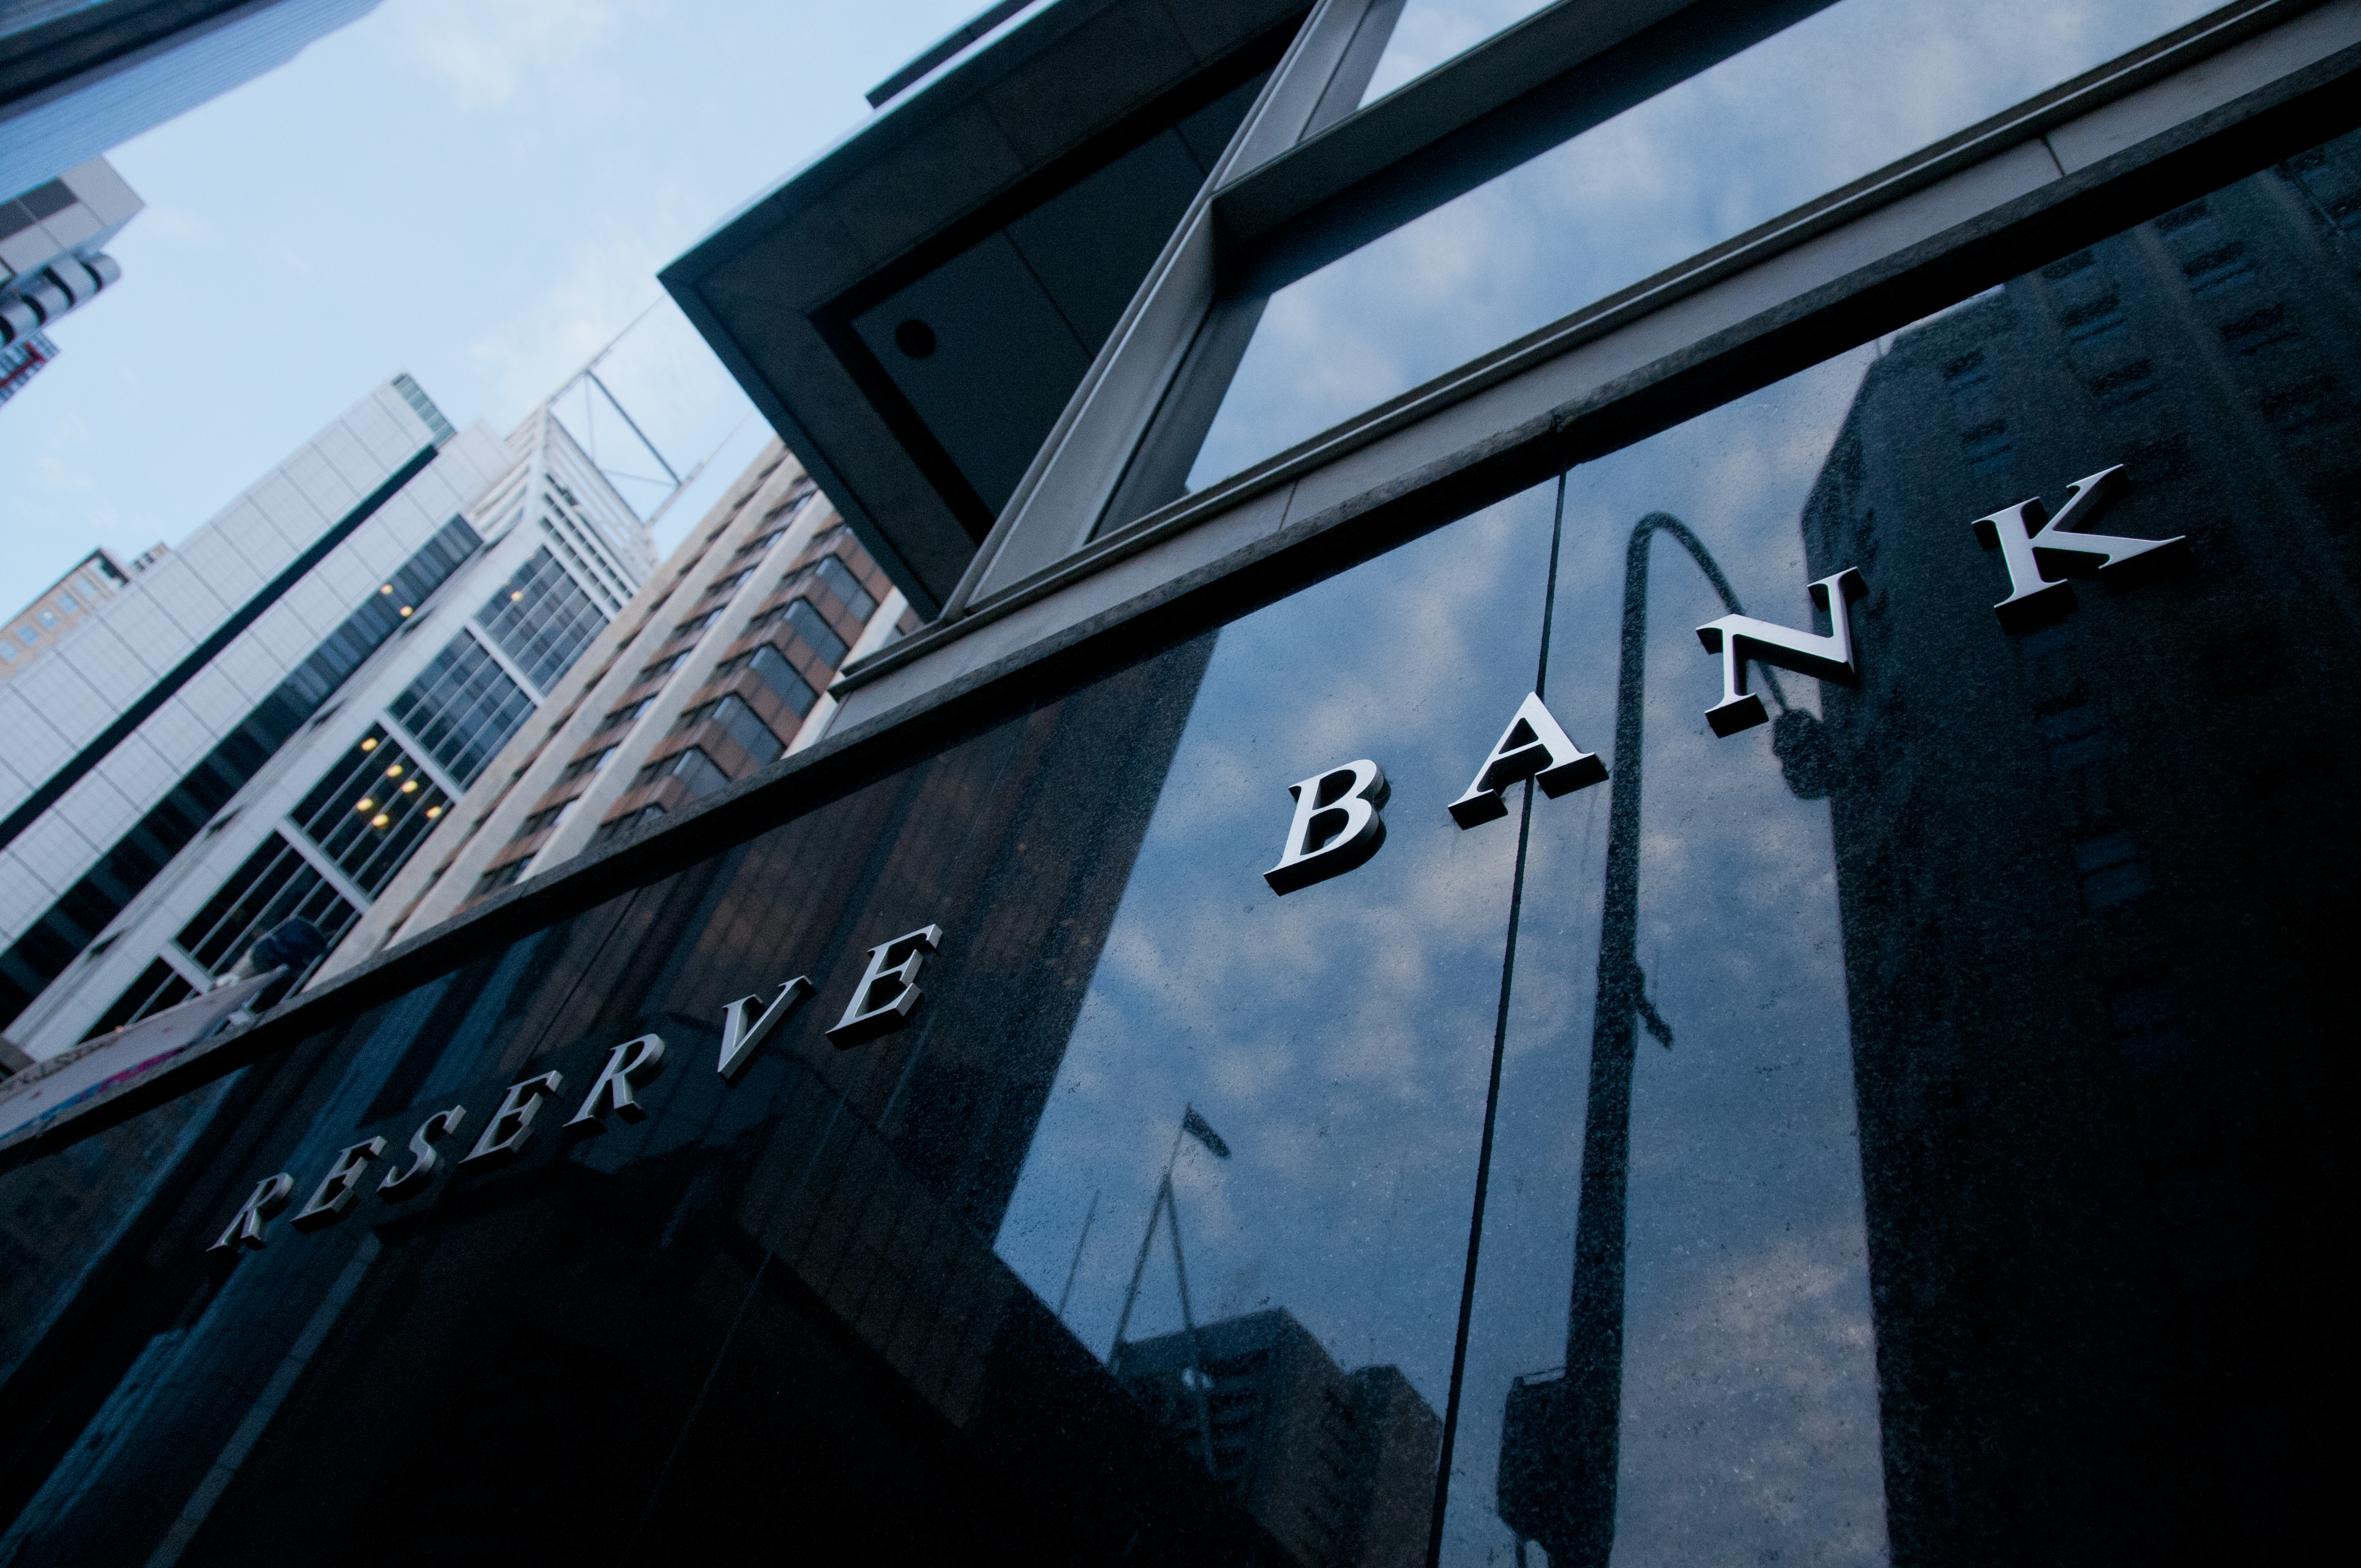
[0,0,379,196]
[0,374,652,1063]
[0,2,2353,1563]
[0,548,135,678]
[1,155,140,400]
[324,437,908,971]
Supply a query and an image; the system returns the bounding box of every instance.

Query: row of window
[388,634,534,788]
[474,545,607,693]
[0,519,480,1030]
[290,726,451,896]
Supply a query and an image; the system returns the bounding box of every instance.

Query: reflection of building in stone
[1116,1309,1438,1568]
[1792,138,2357,1561]
[0,631,1236,1562]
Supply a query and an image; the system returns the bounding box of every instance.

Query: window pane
[390,634,534,786]
[1358,0,1558,108]
[1179,0,2219,496]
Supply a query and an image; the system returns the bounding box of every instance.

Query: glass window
[557,744,616,783]
[812,555,878,623]
[173,831,359,974]
[389,634,534,786]
[289,726,453,895]
[749,598,849,667]
[475,546,607,693]
[629,745,730,798]
[1169,0,2221,500]
[747,643,817,718]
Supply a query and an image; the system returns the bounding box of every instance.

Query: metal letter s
[379,1106,466,1199]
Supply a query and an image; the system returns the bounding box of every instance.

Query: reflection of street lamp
[1498,513,1825,1566]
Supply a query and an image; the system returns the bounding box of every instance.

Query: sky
[0,0,993,618]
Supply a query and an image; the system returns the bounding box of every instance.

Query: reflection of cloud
[1007,345,1897,1564]
[1614,1224,1887,1566]
[994,484,1562,1411]
[1193,0,2213,486]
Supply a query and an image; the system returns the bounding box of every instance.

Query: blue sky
[0,0,990,616]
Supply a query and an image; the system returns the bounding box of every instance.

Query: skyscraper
[0,155,140,404]
[0,372,653,1061]
[1786,132,2360,1552]
[323,438,909,968]
[0,0,379,195]
[1117,1309,1439,1568]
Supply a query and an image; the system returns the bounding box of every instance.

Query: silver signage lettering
[828,925,944,1047]
[462,1071,564,1165]
[717,977,813,1081]
[1973,464,2184,629]
[208,1173,295,1253]
[379,1106,466,1199]
[1696,568,1867,737]
[564,1035,667,1133]
[1448,694,1606,827]
[290,1137,389,1231]
[1266,760,1389,893]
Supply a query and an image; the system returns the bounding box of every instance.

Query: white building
[323,437,907,973]
[0,372,654,1058]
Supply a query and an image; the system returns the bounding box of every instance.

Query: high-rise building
[0,371,654,1061]
[0,547,135,678]
[1118,1309,1439,1568]
[3,4,2357,1565]
[0,155,140,401]
[323,438,910,970]
[0,0,379,196]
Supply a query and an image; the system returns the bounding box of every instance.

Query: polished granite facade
[0,112,2351,1568]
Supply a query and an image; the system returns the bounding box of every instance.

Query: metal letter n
[1696,568,1868,737]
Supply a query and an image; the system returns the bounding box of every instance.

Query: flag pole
[1110,1118,1188,1364]
[1163,1171,1218,1471]
[1056,1187,1101,1323]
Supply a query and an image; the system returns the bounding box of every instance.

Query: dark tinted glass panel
[390,634,534,786]
[291,727,453,895]
[1,140,2349,1568]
